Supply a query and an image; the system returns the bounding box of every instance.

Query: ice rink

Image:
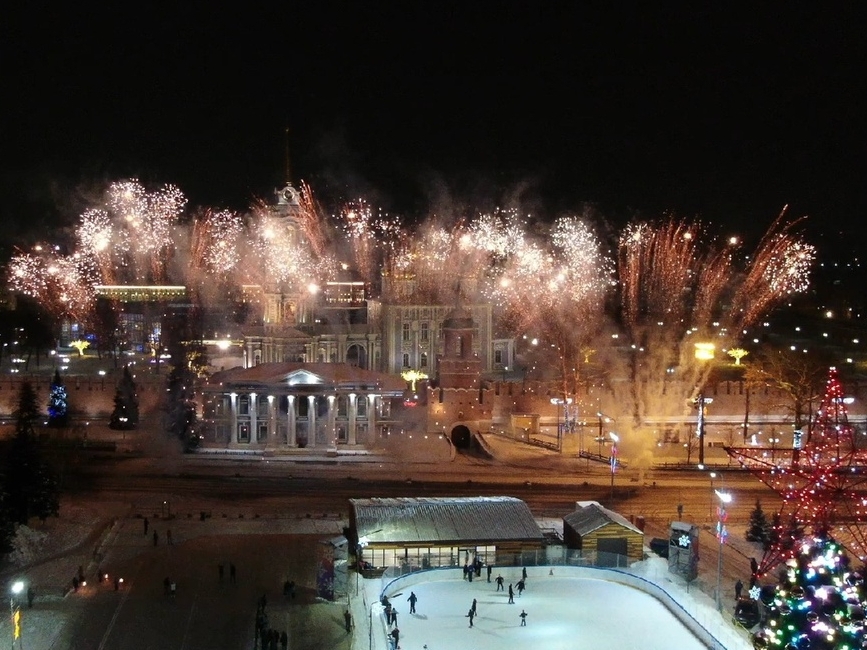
[374,570,711,650]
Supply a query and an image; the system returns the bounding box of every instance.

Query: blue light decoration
[47,369,68,427]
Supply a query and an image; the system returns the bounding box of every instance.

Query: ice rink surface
[380,573,709,650]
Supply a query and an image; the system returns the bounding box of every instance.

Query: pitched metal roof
[351,496,543,545]
[209,362,406,392]
[563,502,643,537]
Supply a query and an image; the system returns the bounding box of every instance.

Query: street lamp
[596,412,614,456]
[550,398,572,453]
[609,432,619,499]
[693,342,715,467]
[715,489,732,612]
[709,471,717,519]
[767,435,780,463]
[10,580,23,649]
[695,394,713,467]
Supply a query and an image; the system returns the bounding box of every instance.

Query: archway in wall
[450,425,472,448]
[346,344,367,368]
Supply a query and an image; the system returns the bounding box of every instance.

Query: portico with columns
[202,362,404,451]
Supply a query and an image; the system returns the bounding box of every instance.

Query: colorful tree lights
[752,533,866,650]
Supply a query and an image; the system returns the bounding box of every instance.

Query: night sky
[2,4,865,253]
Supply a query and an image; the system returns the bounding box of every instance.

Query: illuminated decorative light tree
[727,347,749,365]
[727,367,867,574]
[70,339,90,356]
[401,369,428,392]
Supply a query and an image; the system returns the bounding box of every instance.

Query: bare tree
[743,346,831,437]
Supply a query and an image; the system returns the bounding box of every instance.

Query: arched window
[402,353,410,368]
[420,352,428,368]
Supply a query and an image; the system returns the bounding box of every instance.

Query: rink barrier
[377,566,733,650]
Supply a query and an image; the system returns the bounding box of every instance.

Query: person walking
[27,587,34,609]
[496,575,504,591]
[735,579,744,599]
[390,626,400,650]
[407,591,417,614]
[153,530,158,546]
[344,609,353,632]
[143,517,149,535]
[508,584,514,604]
[391,608,399,627]
[230,563,237,584]
[466,607,475,628]
[486,564,492,582]
[522,566,528,581]
[517,579,525,596]
[519,609,528,626]
[470,598,477,616]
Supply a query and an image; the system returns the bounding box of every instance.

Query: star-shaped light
[727,367,867,574]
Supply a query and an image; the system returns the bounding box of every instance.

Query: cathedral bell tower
[436,307,481,389]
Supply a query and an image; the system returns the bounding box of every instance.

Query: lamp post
[10,580,23,650]
[355,536,370,596]
[550,398,571,453]
[596,412,613,456]
[709,471,717,519]
[695,394,713,468]
[693,342,715,468]
[715,489,732,612]
[768,435,780,463]
[609,432,619,500]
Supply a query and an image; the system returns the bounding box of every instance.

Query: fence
[379,548,635,591]
[371,563,750,650]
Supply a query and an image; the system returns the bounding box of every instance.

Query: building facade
[201,362,406,450]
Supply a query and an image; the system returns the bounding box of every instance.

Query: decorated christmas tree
[47,369,69,427]
[109,366,139,430]
[752,532,866,649]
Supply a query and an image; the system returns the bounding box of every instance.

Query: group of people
[494,566,528,604]
[72,565,122,593]
[255,592,288,650]
[463,555,485,581]
[217,562,238,584]
[381,595,401,649]
[382,566,532,647]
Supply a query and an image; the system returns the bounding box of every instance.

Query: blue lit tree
[47,369,69,427]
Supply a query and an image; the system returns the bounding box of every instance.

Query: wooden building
[350,496,544,571]
[563,501,644,567]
